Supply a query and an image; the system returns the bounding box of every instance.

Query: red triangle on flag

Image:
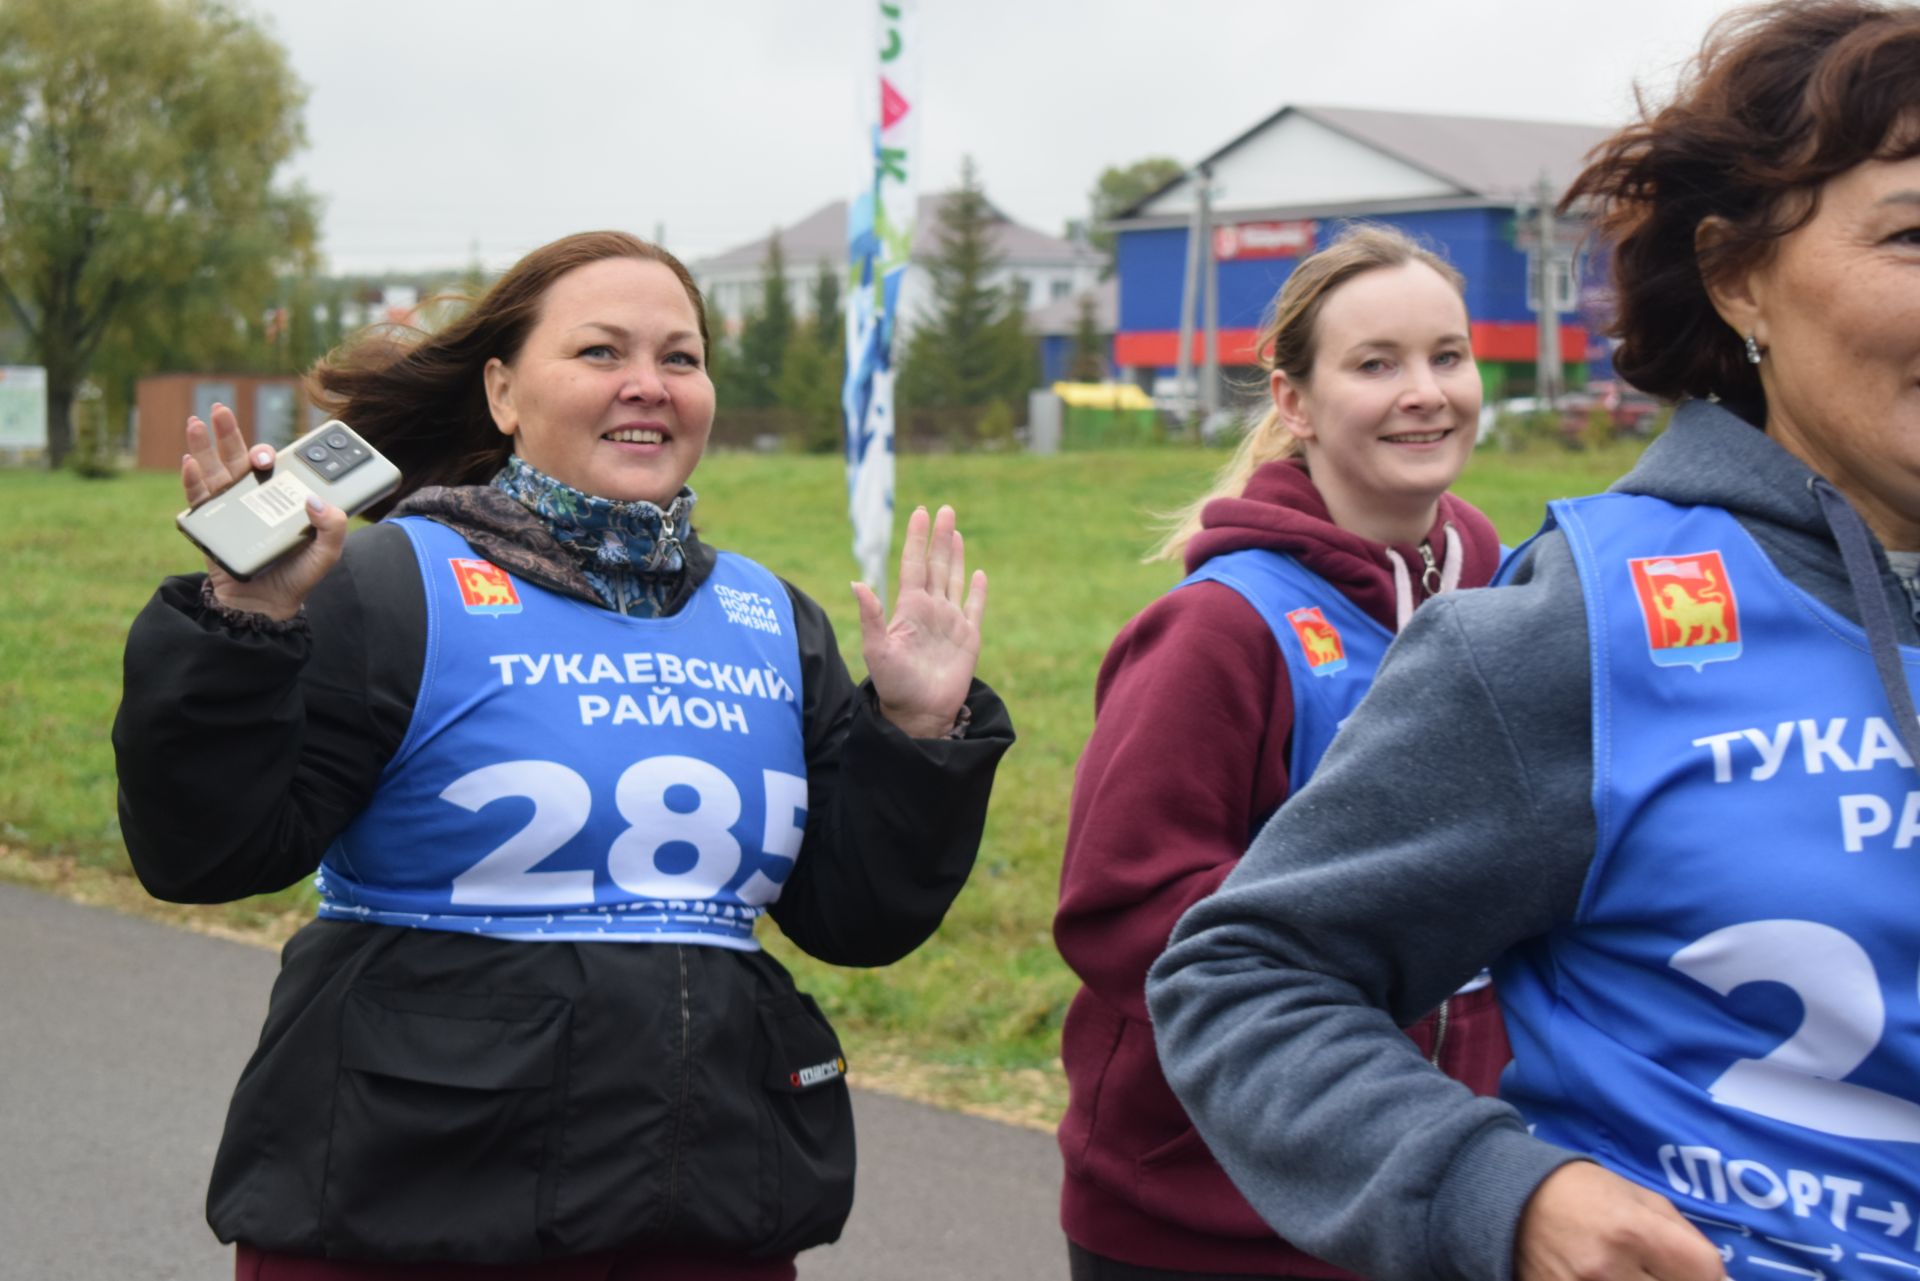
[880,77,910,131]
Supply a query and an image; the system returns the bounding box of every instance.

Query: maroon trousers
[235,1244,798,1281]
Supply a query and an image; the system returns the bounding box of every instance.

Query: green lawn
[0,439,1647,1122]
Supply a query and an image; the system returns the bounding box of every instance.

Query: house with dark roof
[690,193,1102,340]
[1109,104,1618,403]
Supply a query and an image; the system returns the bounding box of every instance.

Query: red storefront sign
[1212,220,1317,261]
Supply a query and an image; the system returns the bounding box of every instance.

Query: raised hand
[182,402,347,620]
[852,504,988,739]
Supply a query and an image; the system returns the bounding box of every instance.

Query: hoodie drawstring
[1439,524,1464,595]
[1385,523,1465,630]
[1809,478,1920,774]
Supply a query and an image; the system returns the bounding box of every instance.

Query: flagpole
[843,0,917,603]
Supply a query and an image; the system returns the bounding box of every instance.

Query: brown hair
[1564,0,1920,413]
[1148,223,1467,562]
[311,231,709,515]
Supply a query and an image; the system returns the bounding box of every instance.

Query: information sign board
[0,366,48,449]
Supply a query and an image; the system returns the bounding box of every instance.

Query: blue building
[1108,104,1618,404]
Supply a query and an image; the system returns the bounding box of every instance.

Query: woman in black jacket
[114,230,1013,1281]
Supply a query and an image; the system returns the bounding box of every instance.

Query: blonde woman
[1054,224,1510,1280]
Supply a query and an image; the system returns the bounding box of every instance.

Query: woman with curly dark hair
[1147,5,1920,1280]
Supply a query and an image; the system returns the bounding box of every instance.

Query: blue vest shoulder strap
[1176,548,1392,791]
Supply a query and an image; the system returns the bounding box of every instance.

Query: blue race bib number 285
[440,756,806,909]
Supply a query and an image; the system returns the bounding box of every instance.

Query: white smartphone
[176,419,401,579]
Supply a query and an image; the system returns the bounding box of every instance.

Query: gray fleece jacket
[1145,398,1920,1281]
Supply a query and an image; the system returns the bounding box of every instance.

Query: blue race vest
[317,517,808,949]
[1498,494,1920,1278]
[1178,549,1392,790]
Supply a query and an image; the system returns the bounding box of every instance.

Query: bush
[975,400,1016,449]
[1495,408,1561,454]
[65,389,119,480]
[1581,404,1617,452]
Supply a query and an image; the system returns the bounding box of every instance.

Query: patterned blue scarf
[491,455,696,618]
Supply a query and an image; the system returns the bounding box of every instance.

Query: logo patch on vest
[450,558,522,616]
[714,583,783,635]
[1286,606,1347,676]
[790,1056,847,1089]
[1628,551,1740,669]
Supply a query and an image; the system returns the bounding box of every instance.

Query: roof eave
[1108,193,1532,234]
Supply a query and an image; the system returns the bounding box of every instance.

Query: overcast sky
[246,0,1751,275]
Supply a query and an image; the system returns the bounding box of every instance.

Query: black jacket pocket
[322,986,570,1261]
[752,992,854,1255]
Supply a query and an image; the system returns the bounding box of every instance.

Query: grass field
[0,438,1648,1125]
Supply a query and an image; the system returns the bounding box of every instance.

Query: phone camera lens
[325,433,349,449]
[305,445,328,461]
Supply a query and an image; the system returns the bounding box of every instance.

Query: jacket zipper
[1428,997,1451,1067]
[1418,538,1444,597]
[659,945,694,1230]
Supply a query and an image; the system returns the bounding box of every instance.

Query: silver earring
[1744,334,1764,365]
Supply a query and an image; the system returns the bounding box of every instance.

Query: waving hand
[852,504,988,739]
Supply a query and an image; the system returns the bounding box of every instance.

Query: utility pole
[1534,171,1564,409]
[1174,164,1209,423]
[1198,168,1219,421]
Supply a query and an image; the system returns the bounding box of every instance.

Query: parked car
[1478,384,1667,447]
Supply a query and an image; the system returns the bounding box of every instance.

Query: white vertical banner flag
[843,0,917,598]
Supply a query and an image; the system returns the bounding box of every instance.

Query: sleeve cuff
[1429,1123,1587,1281]
[857,678,1015,752]
[192,575,312,638]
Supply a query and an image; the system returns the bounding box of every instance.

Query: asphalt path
[0,883,1064,1280]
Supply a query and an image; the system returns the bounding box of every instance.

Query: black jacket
[113,503,1013,1262]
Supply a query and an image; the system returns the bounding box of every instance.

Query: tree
[0,0,317,466]
[1068,292,1107,383]
[989,276,1039,407]
[809,258,841,354]
[774,328,842,454]
[792,259,846,451]
[698,293,741,410]
[704,297,754,415]
[899,156,1033,421]
[735,233,793,409]
[459,246,492,298]
[1087,156,1185,273]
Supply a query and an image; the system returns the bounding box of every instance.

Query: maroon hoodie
[1054,458,1511,1275]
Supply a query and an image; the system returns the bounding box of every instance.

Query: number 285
[439,756,807,909]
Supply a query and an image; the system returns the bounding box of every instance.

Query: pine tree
[810,259,841,353]
[987,277,1039,416]
[736,234,793,408]
[704,297,754,415]
[799,259,847,452]
[774,328,842,454]
[899,156,1034,419]
[1068,292,1106,382]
